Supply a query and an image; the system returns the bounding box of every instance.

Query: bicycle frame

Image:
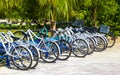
[0,32,23,66]
[26,29,57,53]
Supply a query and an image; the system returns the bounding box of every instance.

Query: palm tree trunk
[50,20,56,30]
[50,7,56,30]
[93,6,97,27]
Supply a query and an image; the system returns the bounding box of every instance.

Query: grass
[0,29,22,33]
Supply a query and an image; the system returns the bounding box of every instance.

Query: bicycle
[13,29,60,63]
[0,32,33,70]
[6,31,39,69]
[55,27,89,57]
[34,26,72,60]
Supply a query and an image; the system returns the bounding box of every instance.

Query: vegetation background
[0,0,120,36]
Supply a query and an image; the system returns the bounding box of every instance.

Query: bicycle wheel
[28,45,39,69]
[13,31,25,40]
[86,37,95,55]
[93,36,106,52]
[106,32,116,48]
[11,46,32,70]
[57,39,72,60]
[40,42,59,63]
[72,39,89,57]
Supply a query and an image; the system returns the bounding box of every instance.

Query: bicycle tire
[13,31,26,40]
[40,42,59,63]
[56,39,72,60]
[106,32,116,48]
[29,45,39,69]
[93,36,106,52]
[11,46,32,70]
[86,37,95,55]
[72,39,89,57]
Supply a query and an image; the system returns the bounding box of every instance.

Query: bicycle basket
[99,25,110,34]
[72,20,84,27]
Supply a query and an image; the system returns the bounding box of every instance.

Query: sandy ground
[0,39,120,75]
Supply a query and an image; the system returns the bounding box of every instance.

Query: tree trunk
[50,20,56,30]
[50,7,56,30]
[93,6,97,27]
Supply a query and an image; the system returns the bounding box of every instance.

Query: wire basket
[99,25,110,34]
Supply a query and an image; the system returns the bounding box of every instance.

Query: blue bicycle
[13,29,60,63]
[34,26,72,60]
[0,32,33,70]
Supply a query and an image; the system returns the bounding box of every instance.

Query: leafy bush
[0,24,39,30]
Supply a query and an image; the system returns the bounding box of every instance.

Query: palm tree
[37,0,78,30]
[0,0,23,18]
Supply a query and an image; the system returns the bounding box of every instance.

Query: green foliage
[0,0,120,36]
[0,24,38,30]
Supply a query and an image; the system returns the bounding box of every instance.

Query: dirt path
[0,39,120,75]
